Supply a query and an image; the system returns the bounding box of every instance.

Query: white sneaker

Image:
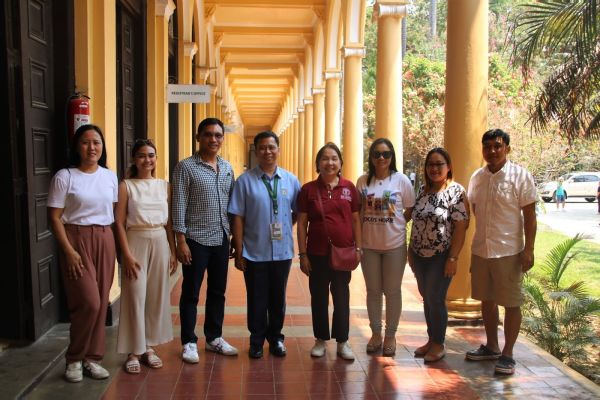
[206,337,238,356]
[311,339,327,357]
[82,360,109,380]
[337,342,355,360]
[64,361,82,383]
[182,342,199,363]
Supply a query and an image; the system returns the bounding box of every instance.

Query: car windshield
[559,174,573,181]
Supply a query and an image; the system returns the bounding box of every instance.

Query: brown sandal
[141,349,163,369]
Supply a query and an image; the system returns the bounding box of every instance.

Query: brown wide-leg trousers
[61,224,116,363]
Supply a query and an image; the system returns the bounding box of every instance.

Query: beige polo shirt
[467,160,536,259]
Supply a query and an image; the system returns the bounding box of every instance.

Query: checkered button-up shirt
[171,153,234,246]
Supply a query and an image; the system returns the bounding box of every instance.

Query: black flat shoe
[269,340,287,357]
[249,345,263,359]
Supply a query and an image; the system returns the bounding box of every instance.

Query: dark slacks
[308,255,351,342]
[61,225,116,363]
[179,233,229,345]
[244,259,291,347]
[410,249,452,344]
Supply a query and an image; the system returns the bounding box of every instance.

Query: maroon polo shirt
[297,176,360,256]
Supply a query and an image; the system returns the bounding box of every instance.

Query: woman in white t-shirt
[47,124,118,383]
[357,138,415,356]
[408,147,469,363]
[114,139,177,374]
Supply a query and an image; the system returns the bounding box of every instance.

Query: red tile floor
[101,257,600,400]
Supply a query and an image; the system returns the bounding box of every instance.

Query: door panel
[20,0,60,338]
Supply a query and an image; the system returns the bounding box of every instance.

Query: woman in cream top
[114,139,177,374]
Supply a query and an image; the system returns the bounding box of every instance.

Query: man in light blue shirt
[229,131,301,359]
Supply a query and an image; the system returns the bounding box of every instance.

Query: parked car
[539,172,600,203]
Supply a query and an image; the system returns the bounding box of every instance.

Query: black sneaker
[495,355,516,375]
[465,344,501,361]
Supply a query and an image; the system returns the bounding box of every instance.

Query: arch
[313,22,325,88]
[325,0,343,70]
[304,45,313,99]
[344,0,367,46]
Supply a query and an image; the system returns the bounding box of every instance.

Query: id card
[270,222,283,240]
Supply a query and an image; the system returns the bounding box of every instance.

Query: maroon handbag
[316,187,359,271]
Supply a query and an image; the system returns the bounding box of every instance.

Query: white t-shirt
[357,172,416,250]
[47,167,118,226]
[468,160,536,258]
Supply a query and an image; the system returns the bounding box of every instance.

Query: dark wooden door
[19,0,61,338]
[117,0,145,179]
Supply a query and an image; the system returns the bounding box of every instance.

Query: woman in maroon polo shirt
[297,142,362,360]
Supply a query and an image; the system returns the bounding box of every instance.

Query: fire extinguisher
[67,93,91,142]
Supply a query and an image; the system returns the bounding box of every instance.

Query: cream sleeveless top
[125,179,169,229]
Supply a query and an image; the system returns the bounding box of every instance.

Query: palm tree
[509,1,600,143]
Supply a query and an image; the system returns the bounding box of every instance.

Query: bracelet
[355,247,362,252]
[298,252,307,258]
[448,256,458,262]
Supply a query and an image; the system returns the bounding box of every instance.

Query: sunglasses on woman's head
[373,151,393,159]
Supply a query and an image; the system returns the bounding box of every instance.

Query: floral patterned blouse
[410,182,469,257]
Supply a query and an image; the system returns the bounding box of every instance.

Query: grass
[533,223,600,298]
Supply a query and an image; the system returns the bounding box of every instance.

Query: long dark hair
[68,124,108,168]
[315,142,343,174]
[367,138,397,185]
[423,147,453,191]
[127,139,157,178]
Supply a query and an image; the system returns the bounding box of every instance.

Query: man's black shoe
[249,345,263,359]
[269,340,287,357]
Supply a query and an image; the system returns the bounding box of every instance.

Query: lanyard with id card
[262,176,283,240]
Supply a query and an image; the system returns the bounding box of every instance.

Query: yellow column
[209,88,217,117]
[146,0,175,179]
[312,89,325,179]
[342,47,365,182]
[324,71,341,145]
[303,100,314,183]
[297,109,305,183]
[74,0,117,170]
[374,1,407,170]
[292,117,299,176]
[178,42,197,160]
[444,0,488,319]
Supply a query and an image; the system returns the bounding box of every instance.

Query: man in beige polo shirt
[466,129,537,376]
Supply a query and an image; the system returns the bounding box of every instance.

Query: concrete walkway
[12,256,598,400]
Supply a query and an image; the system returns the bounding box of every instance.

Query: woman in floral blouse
[408,147,470,362]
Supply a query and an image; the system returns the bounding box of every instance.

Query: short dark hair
[253,131,279,147]
[367,138,398,185]
[127,139,157,178]
[482,128,510,145]
[69,124,108,168]
[315,142,343,174]
[423,147,453,190]
[197,117,224,136]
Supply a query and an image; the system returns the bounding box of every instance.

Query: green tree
[509,1,600,143]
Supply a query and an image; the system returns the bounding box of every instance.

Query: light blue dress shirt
[229,166,301,262]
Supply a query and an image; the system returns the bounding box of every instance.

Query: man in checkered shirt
[172,118,238,363]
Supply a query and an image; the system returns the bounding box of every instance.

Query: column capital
[342,46,366,58]
[195,66,211,82]
[209,85,218,95]
[292,113,299,120]
[184,42,198,58]
[156,0,175,18]
[312,87,325,95]
[303,98,314,105]
[374,2,408,19]
[324,70,342,80]
[297,107,305,113]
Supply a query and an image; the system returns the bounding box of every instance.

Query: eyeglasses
[426,162,447,169]
[201,132,225,140]
[373,151,393,159]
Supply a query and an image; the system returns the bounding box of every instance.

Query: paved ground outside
[537,198,600,243]
[22,252,599,400]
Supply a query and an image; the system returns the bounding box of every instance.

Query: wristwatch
[448,256,458,262]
